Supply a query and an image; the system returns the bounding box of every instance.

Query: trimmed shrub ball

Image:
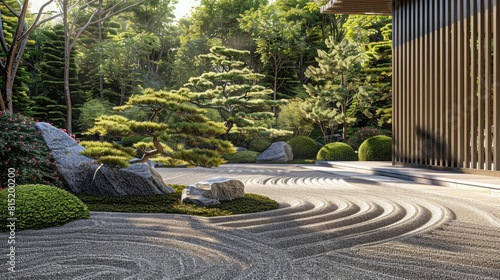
[249,138,271,152]
[358,135,392,161]
[0,184,90,231]
[287,136,320,159]
[316,142,358,161]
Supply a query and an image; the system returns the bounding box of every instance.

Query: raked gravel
[1,164,500,279]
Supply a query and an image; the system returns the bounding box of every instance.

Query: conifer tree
[180,46,283,140]
[31,24,85,129]
[83,88,235,168]
[304,38,373,143]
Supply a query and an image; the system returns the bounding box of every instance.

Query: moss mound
[77,185,279,217]
[248,138,271,152]
[287,136,320,159]
[223,150,260,163]
[0,184,89,231]
[316,142,358,161]
[358,135,392,161]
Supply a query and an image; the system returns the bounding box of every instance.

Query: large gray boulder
[35,122,174,196]
[256,141,293,163]
[181,177,245,206]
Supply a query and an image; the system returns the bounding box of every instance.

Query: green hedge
[358,135,392,161]
[287,136,320,159]
[0,184,89,231]
[316,142,358,161]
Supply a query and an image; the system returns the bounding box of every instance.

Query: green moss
[0,184,89,231]
[248,138,271,152]
[223,150,260,163]
[76,184,279,217]
[358,135,392,161]
[316,142,358,161]
[287,136,320,159]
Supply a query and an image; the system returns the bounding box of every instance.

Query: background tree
[30,24,85,128]
[304,38,373,142]
[84,87,235,168]
[181,46,282,140]
[56,0,143,134]
[0,0,58,113]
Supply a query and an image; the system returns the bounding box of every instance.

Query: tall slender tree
[0,0,58,113]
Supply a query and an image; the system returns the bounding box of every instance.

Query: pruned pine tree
[82,88,235,168]
[304,38,373,143]
[181,46,283,140]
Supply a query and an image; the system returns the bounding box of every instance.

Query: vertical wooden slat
[409,0,415,164]
[485,0,493,170]
[445,0,451,167]
[439,0,446,167]
[494,0,500,170]
[434,0,440,166]
[457,0,464,168]
[403,2,410,163]
[463,0,471,169]
[478,0,486,169]
[424,0,430,165]
[471,0,478,169]
[451,0,458,168]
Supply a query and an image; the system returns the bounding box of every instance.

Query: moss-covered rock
[287,136,320,159]
[0,184,89,231]
[316,142,358,161]
[358,135,392,161]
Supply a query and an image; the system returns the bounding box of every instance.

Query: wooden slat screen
[393,0,500,174]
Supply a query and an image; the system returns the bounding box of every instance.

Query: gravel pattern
[1,164,500,279]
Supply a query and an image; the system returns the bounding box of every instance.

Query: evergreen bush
[248,138,271,152]
[0,112,64,189]
[287,136,319,159]
[316,142,358,161]
[0,184,89,231]
[358,135,392,161]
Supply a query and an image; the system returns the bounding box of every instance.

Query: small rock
[181,177,245,206]
[256,141,294,163]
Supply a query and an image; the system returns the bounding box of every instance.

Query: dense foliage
[316,142,358,161]
[1,1,392,149]
[288,136,320,159]
[0,184,89,231]
[0,112,64,189]
[358,135,392,161]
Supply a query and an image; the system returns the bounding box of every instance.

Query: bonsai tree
[180,46,285,140]
[82,88,235,168]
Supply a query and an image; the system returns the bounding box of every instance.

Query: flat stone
[256,141,294,163]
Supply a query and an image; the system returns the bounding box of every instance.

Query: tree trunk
[98,20,104,100]
[63,3,72,135]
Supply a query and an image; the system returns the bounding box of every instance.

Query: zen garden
[0,0,393,230]
[2,1,500,279]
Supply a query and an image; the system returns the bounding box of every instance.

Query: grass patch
[76,185,279,217]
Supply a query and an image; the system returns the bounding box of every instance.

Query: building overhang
[320,0,392,15]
